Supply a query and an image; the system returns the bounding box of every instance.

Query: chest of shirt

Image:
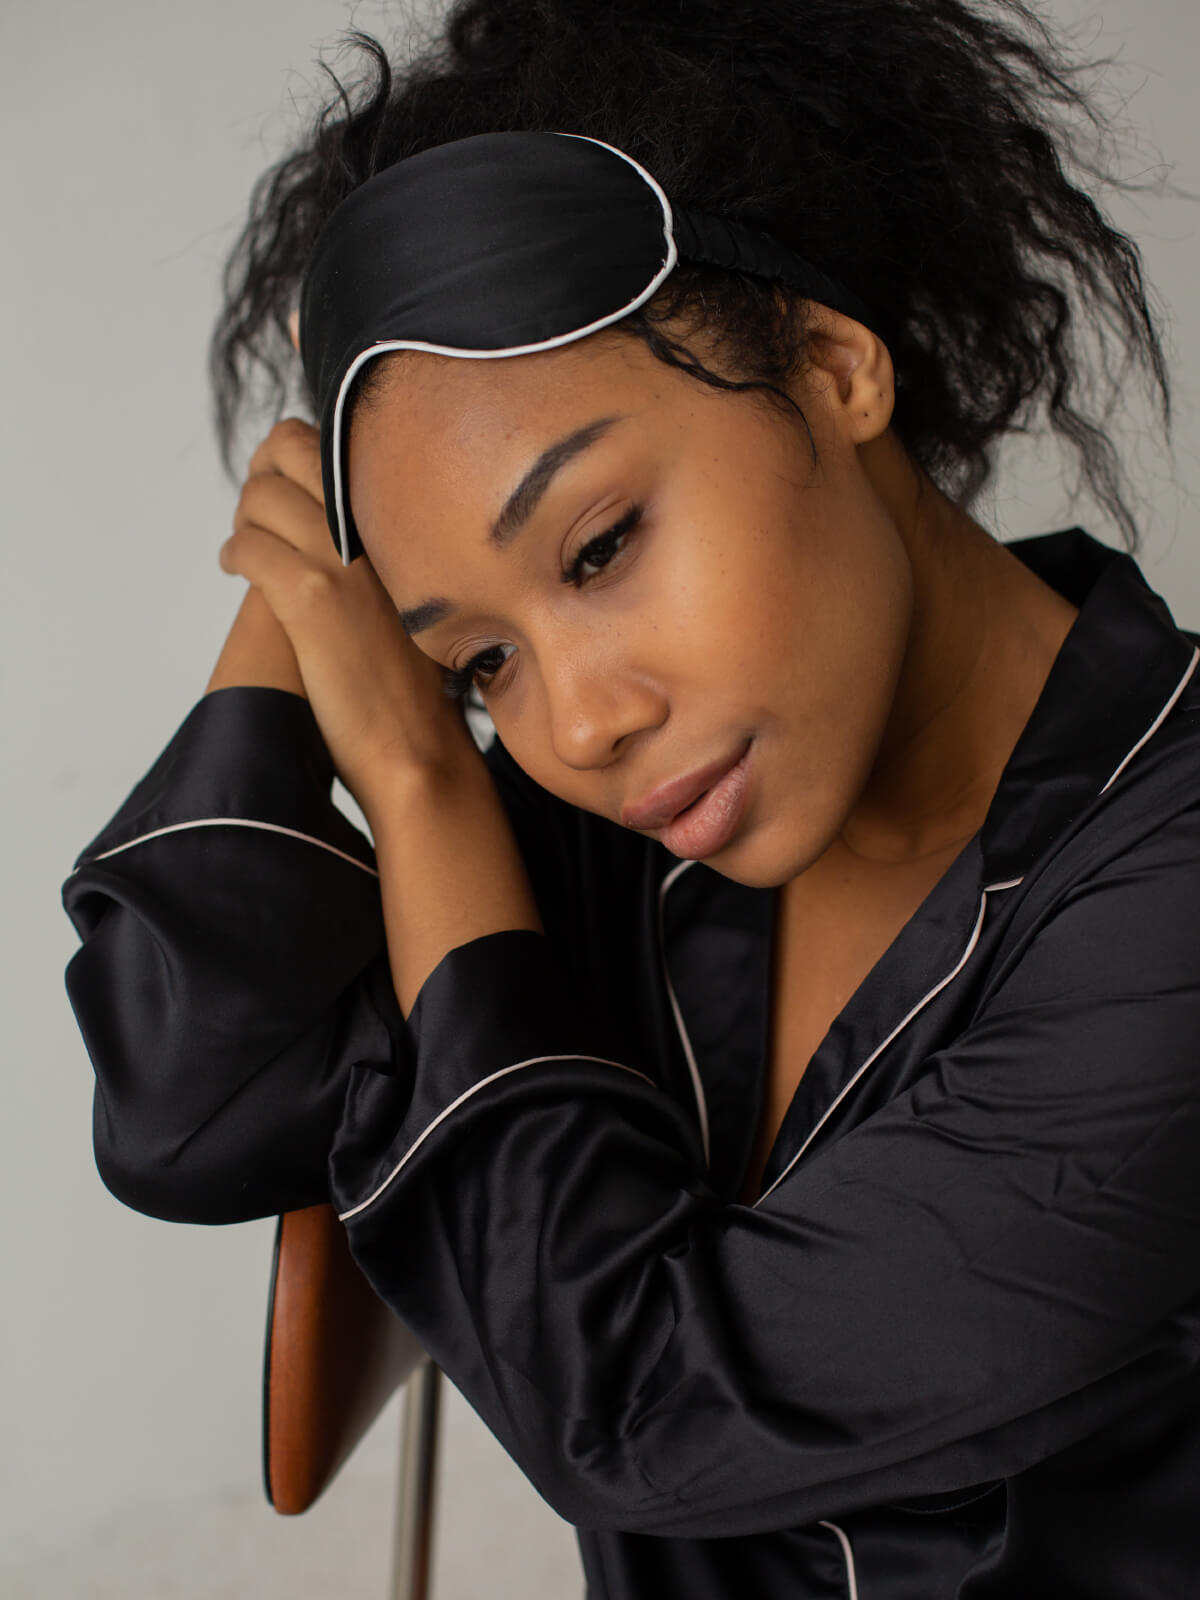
[561,801,1146,1214]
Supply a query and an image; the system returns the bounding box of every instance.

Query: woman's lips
[658,740,754,859]
[621,739,752,831]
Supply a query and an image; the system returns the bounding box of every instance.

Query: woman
[62,0,1200,1594]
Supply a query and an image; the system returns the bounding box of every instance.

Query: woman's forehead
[348,331,668,472]
[371,324,656,408]
[343,348,648,561]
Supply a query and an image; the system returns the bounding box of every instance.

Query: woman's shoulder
[1089,619,1200,839]
[991,629,1200,987]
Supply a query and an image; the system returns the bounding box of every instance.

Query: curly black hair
[210,0,1170,551]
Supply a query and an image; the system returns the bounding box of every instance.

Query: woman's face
[347,320,914,889]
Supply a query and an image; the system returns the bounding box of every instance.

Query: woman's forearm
[362,759,545,1018]
[205,581,307,697]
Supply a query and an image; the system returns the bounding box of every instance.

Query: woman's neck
[834,434,1081,869]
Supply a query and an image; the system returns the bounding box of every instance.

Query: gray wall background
[3,2,1198,1594]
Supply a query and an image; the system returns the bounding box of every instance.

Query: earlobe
[803,307,895,445]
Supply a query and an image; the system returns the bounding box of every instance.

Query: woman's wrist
[343,699,488,813]
[352,753,489,856]
[205,582,307,698]
[361,751,544,1017]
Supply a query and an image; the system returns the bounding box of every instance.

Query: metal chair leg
[388,1358,443,1600]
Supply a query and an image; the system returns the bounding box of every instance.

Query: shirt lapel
[657,528,1200,1206]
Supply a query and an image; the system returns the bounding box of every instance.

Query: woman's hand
[222,416,543,1012]
[219,417,479,810]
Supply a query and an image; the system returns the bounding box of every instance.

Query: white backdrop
[3,2,1198,1595]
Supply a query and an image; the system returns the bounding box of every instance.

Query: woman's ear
[800,307,895,446]
[287,308,301,356]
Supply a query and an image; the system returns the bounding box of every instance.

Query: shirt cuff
[330,928,704,1222]
[69,686,375,873]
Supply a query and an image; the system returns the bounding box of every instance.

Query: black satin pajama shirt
[63,528,1200,1597]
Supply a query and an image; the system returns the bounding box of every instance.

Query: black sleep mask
[298,130,877,563]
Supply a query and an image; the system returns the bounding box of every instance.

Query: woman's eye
[441,643,513,701]
[562,503,642,588]
[441,502,643,702]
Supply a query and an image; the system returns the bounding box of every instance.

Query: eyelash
[440,503,644,702]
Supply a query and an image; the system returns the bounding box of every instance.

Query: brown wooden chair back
[262,1201,427,1515]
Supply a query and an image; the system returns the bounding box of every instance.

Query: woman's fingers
[219,519,472,793]
[219,520,331,629]
[221,520,396,655]
[246,417,326,508]
[234,465,332,563]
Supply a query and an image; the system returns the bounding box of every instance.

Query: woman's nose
[543,648,666,770]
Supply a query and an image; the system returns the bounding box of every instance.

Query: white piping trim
[984,875,1025,892]
[330,132,680,565]
[655,860,1024,1201]
[752,886,996,1209]
[71,817,379,878]
[817,1520,859,1600]
[657,859,711,1169]
[337,1053,656,1221]
[1099,643,1199,794]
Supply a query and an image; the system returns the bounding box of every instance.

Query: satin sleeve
[61,685,635,1226]
[60,687,407,1223]
[329,805,1200,1537]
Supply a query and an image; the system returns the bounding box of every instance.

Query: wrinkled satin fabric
[63,529,1200,1596]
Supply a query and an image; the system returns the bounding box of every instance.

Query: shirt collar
[978,527,1199,883]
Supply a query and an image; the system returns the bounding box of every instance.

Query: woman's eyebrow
[396,412,628,637]
[489,413,626,549]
